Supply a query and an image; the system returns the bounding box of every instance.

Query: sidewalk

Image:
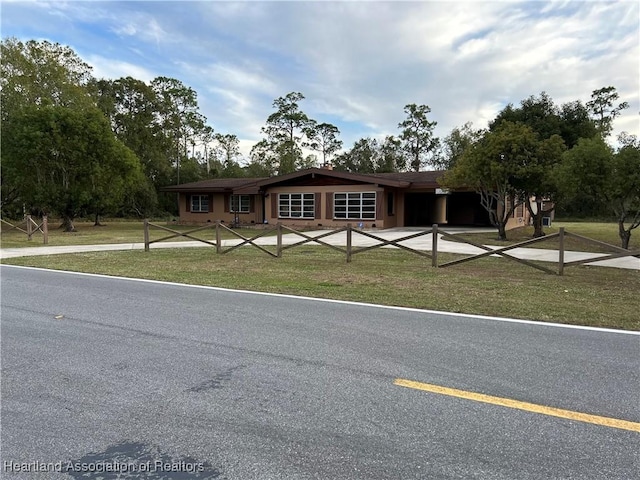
[1,229,638,270]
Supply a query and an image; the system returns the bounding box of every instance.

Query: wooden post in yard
[558,227,565,276]
[43,216,48,244]
[346,223,352,263]
[277,222,283,258]
[215,221,222,254]
[143,219,150,252]
[432,223,439,268]
[26,214,33,240]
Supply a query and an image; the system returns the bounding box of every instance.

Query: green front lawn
[0,219,275,249]
[444,222,640,253]
[4,247,638,331]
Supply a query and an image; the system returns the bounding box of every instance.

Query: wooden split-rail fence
[0,215,49,244]
[143,220,639,276]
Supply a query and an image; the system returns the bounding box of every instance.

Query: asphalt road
[1,265,638,479]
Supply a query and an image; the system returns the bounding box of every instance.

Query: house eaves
[161,178,265,193]
[161,169,448,194]
[248,168,411,190]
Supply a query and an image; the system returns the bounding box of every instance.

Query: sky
[2,0,639,161]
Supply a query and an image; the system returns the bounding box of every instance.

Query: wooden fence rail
[0,215,48,243]
[435,227,559,275]
[143,219,217,251]
[216,222,278,257]
[434,225,639,275]
[143,220,639,275]
[279,224,348,257]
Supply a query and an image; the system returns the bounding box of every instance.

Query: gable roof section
[162,168,446,194]
[243,168,413,189]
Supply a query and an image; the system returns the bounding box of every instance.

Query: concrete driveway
[1,227,638,270]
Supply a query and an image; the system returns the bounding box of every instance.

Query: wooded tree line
[1,38,638,246]
[0,38,441,229]
[441,90,639,247]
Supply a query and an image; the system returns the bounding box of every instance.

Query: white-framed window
[230,194,250,213]
[279,193,315,219]
[334,192,376,220]
[191,195,209,213]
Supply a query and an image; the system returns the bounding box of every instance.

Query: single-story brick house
[161,167,533,229]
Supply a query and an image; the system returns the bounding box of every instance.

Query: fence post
[558,227,565,276]
[432,223,439,267]
[215,221,222,254]
[43,216,48,244]
[143,219,150,252]
[346,223,352,263]
[26,214,33,241]
[277,222,283,258]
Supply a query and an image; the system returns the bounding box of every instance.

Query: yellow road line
[394,378,640,433]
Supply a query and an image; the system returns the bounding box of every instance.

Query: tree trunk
[497,222,508,241]
[619,220,631,249]
[94,212,105,227]
[525,197,545,238]
[61,215,76,232]
[532,210,545,238]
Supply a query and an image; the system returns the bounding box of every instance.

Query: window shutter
[224,194,230,213]
[271,194,278,218]
[208,194,214,213]
[249,195,255,213]
[325,192,333,219]
[315,192,321,219]
[375,192,383,220]
[185,195,191,212]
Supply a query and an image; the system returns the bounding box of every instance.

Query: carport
[403,191,489,227]
[404,192,437,226]
[446,192,492,227]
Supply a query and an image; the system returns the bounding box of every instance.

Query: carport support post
[42,216,48,244]
[143,218,150,252]
[432,224,439,267]
[26,214,33,241]
[215,221,222,254]
[558,227,565,276]
[276,222,283,258]
[346,223,352,263]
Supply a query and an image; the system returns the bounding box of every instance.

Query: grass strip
[4,247,638,331]
[448,222,640,253]
[0,221,275,249]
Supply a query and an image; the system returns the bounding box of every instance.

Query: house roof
[246,168,414,189]
[366,170,445,188]
[161,168,445,194]
[161,177,267,193]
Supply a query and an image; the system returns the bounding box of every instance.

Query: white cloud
[86,55,156,83]
[2,0,637,154]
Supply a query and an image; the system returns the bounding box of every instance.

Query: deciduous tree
[2,105,143,231]
[489,92,597,234]
[377,136,406,172]
[0,37,94,121]
[491,92,596,149]
[442,121,539,240]
[1,38,97,216]
[437,122,482,170]
[557,135,640,248]
[93,76,165,212]
[333,138,378,173]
